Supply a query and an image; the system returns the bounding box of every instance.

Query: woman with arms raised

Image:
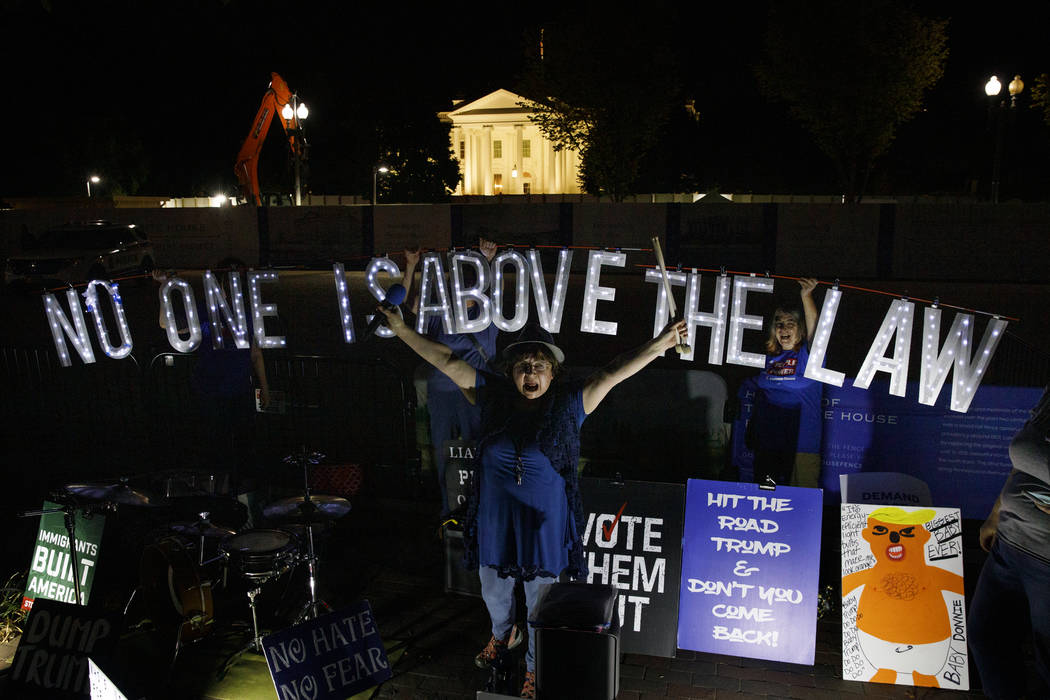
[377,306,686,698]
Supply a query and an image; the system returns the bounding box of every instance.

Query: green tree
[754,1,948,201]
[375,104,461,203]
[518,13,683,200]
[1030,74,1050,127]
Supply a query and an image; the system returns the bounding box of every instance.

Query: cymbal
[61,480,155,506]
[169,520,236,539]
[263,495,351,523]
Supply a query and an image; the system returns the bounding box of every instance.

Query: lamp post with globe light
[373,165,390,205]
[86,175,100,198]
[985,74,1024,203]
[281,95,309,205]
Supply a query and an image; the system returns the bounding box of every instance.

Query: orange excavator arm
[234,72,302,206]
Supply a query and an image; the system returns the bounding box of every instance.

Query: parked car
[4,221,155,291]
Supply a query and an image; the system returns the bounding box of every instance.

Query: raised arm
[799,278,818,344]
[582,319,687,415]
[377,303,477,400]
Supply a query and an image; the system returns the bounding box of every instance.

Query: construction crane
[234,72,308,206]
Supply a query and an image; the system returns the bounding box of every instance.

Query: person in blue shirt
[377,303,686,699]
[747,278,822,488]
[402,241,499,516]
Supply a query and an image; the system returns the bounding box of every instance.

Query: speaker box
[532,582,620,699]
[534,627,619,699]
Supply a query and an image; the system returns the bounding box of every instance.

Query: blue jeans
[479,567,555,673]
[968,537,1050,698]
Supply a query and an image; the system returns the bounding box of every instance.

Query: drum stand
[218,585,269,679]
[285,447,332,623]
[220,446,334,679]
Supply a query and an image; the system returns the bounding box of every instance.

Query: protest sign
[678,479,822,665]
[841,503,968,690]
[839,472,932,507]
[87,658,129,700]
[9,599,122,698]
[580,478,684,657]
[443,438,476,514]
[23,501,106,610]
[43,257,1010,415]
[262,600,391,700]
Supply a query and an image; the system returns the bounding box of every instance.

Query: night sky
[5,0,1050,200]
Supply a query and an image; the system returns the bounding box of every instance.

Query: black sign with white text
[443,439,476,514]
[262,600,391,700]
[9,599,121,698]
[579,477,685,657]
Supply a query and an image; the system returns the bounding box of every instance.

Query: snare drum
[139,536,214,641]
[220,529,298,583]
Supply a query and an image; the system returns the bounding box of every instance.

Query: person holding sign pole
[969,385,1050,699]
[746,278,822,488]
[375,305,687,699]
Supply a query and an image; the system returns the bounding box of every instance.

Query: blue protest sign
[262,600,391,700]
[678,479,822,665]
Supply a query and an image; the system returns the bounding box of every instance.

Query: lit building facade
[439,89,582,196]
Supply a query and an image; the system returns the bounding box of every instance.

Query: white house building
[439,89,583,196]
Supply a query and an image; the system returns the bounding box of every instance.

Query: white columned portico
[439,89,582,196]
[481,125,493,195]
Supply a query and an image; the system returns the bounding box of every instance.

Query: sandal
[520,670,536,698]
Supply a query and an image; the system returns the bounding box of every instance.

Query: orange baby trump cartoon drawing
[840,505,969,690]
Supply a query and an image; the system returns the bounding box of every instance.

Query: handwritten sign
[840,504,969,690]
[579,478,684,657]
[23,501,106,610]
[262,600,391,700]
[678,479,822,664]
[9,599,121,698]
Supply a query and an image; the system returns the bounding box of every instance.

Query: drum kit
[24,448,352,672]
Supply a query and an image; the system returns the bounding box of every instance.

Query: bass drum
[139,536,214,642]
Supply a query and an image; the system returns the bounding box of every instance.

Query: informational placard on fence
[579,478,685,658]
[262,600,392,700]
[732,382,1041,518]
[841,504,968,690]
[22,501,106,610]
[8,599,121,698]
[678,479,823,665]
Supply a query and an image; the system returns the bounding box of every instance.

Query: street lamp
[86,175,100,198]
[373,165,390,205]
[281,94,309,205]
[985,74,1024,203]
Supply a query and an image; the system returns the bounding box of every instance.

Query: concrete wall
[3,201,1048,284]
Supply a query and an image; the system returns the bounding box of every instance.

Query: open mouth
[523,382,539,393]
[886,545,905,561]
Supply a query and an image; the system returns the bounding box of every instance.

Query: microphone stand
[17,500,101,606]
[283,446,328,622]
